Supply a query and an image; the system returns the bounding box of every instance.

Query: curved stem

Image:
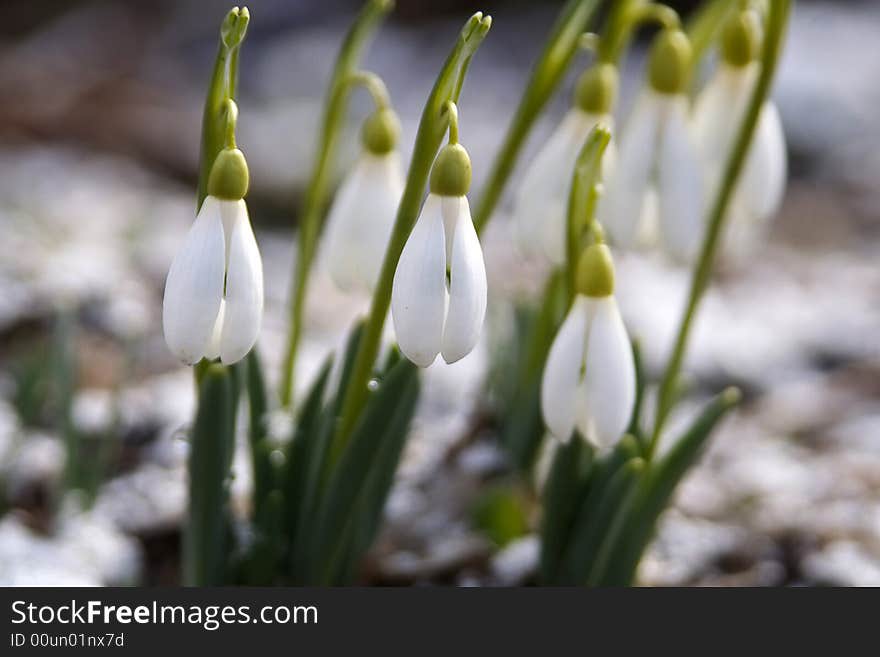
[331,13,492,455]
[648,0,792,459]
[224,99,239,149]
[347,70,392,109]
[279,0,393,408]
[443,101,460,144]
[471,0,602,235]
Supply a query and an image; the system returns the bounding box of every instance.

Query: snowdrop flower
[514,64,618,266]
[600,29,704,263]
[541,242,634,448]
[323,107,404,293]
[392,140,487,367]
[692,9,787,254]
[163,147,263,365]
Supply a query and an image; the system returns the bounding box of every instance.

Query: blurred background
[0,0,878,586]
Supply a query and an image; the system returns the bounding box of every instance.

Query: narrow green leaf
[598,388,741,586]
[245,349,273,527]
[556,435,641,584]
[312,359,419,584]
[584,457,646,586]
[282,358,332,581]
[184,364,234,585]
[539,438,593,584]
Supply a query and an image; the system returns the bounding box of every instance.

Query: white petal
[541,298,591,441]
[581,297,635,449]
[513,109,607,265]
[441,197,487,363]
[162,197,226,365]
[657,96,705,263]
[219,200,264,364]
[599,90,661,249]
[323,152,404,293]
[203,299,225,361]
[391,194,447,367]
[739,101,787,221]
[692,64,756,171]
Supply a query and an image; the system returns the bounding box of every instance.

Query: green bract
[361,107,401,154]
[207,148,250,200]
[648,29,692,94]
[430,143,472,196]
[575,63,618,115]
[576,243,615,298]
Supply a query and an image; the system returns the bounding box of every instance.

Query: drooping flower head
[541,242,635,448]
[392,129,487,367]
[600,29,705,263]
[514,63,619,266]
[323,105,404,293]
[692,8,787,255]
[163,146,264,365]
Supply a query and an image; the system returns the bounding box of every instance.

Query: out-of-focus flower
[514,64,618,266]
[323,108,404,293]
[163,148,263,365]
[392,143,487,367]
[600,29,704,263]
[541,242,634,448]
[692,9,787,255]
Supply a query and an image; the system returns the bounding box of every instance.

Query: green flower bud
[361,107,401,155]
[429,143,472,197]
[575,64,619,115]
[576,243,615,298]
[720,10,762,68]
[207,148,249,200]
[648,29,692,95]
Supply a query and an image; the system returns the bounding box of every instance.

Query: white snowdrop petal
[219,200,264,364]
[162,197,226,365]
[657,97,705,263]
[203,299,226,361]
[582,297,635,449]
[740,101,787,221]
[391,194,447,367]
[513,109,605,265]
[600,91,660,249]
[541,298,591,441]
[441,197,487,364]
[693,64,755,170]
[323,152,403,293]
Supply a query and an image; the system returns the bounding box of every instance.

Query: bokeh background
[1,0,878,585]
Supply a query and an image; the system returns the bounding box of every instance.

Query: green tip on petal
[648,29,692,95]
[207,148,250,200]
[576,243,615,297]
[361,107,401,154]
[430,143,472,196]
[721,9,762,68]
[575,63,618,115]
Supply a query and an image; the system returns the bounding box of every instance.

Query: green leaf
[245,349,274,528]
[597,388,741,586]
[281,359,332,582]
[626,339,647,446]
[183,364,235,585]
[539,438,594,584]
[311,358,419,584]
[555,434,641,584]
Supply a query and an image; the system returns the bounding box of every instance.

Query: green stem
[648,0,791,459]
[347,70,392,109]
[686,0,741,71]
[197,7,249,210]
[279,0,393,408]
[331,13,492,454]
[471,0,602,235]
[595,0,646,65]
[565,124,610,297]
